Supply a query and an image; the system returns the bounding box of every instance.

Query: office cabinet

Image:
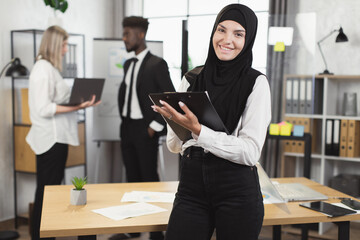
[10,29,86,226]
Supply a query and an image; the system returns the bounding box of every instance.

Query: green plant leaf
[71,176,87,190]
[45,0,68,13]
[59,1,68,13]
[50,0,56,8]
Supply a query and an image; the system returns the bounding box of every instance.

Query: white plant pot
[70,189,87,205]
[47,16,63,27]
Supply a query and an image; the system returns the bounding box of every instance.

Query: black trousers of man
[120,118,164,240]
[32,143,68,240]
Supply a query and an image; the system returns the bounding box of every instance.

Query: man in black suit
[115,16,175,240]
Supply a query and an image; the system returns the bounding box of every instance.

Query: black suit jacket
[118,51,175,136]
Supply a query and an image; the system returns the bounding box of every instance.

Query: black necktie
[126,58,138,118]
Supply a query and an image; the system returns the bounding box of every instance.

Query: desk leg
[335,221,350,240]
[273,225,281,240]
[78,235,96,240]
[300,224,309,240]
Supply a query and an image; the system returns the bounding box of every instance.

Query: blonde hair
[37,26,68,71]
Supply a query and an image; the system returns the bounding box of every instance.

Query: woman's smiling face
[212,20,246,61]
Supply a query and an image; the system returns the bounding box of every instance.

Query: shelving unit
[281,74,360,235]
[282,75,360,185]
[10,29,86,227]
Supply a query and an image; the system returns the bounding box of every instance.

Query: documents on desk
[121,191,175,203]
[92,191,175,221]
[92,202,167,221]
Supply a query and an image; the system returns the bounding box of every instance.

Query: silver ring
[168,115,173,120]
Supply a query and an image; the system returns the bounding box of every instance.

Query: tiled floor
[2,220,360,240]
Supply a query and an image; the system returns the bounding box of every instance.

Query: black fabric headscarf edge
[188,4,262,134]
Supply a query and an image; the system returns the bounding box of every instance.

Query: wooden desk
[40,178,360,240]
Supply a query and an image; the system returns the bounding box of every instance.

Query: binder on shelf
[339,119,348,157]
[355,121,360,157]
[20,88,31,125]
[71,44,78,77]
[305,78,313,114]
[289,117,299,152]
[299,79,306,114]
[333,119,340,156]
[283,117,293,152]
[285,78,292,113]
[295,118,304,153]
[310,118,320,153]
[291,78,299,114]
[313,78,324,115]
[325,119,333,155]
[69,44,75,77]
[347,120,360,158]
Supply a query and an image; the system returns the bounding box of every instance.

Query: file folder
[305,78,312,114]
[296,118,311,153]
[285,78,293,113]
[347,120,360,158]
[299,79,306,114]
[289,118,298,152]
[313,78,324,114]
[291,78,299,114]
[333,119,340,156]
[325,119,333,155]
[295,118,303,153]
[283,117,292,152]
[339,119,348,157]
[149,92,229,141]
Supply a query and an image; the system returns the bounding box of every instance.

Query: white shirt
[26,59,79,155]
[122,49,148,119]
[166,74,271,166]
[122,48,164,132]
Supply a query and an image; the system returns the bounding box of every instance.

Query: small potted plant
[70,176,87,205]
[44,0,68,27]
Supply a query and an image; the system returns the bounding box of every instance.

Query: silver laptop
[256,163,328,202]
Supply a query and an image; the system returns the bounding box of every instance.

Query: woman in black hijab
[152,4,271,240]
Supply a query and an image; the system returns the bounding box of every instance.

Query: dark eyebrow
[218,23,246,33]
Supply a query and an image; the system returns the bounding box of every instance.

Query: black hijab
[189,4,262,134]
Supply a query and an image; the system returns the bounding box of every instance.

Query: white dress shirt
[26,59,79,155]
[166,74,271,166]
[122,48,164,132]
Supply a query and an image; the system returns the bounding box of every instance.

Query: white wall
[287,0,360,75]
[0,0,116,221]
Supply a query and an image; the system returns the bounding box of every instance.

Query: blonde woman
[26,26,99,240]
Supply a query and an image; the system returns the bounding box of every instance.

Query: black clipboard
[299,201,356,217]
[149,91,229,141]
[60,78,105,106]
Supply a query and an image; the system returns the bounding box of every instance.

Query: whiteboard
[92,39,163,141]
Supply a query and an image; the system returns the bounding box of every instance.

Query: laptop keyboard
[275,184,306,198]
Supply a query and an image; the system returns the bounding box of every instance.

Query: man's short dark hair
[122,16,149,33]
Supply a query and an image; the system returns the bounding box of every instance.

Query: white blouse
[26,59,79,155]
[166,74,271,166]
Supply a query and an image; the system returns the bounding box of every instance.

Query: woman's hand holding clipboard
[149,91,228,141]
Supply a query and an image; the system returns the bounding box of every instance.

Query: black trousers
[120,118,163,239]
[120,118,160,182]
[31,143,68,240]
[165,147,264,240]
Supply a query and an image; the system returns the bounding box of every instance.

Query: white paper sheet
[121,191,175,203]
[92,202,167,221]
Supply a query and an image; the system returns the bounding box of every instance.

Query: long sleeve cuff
[150,120,164,132]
